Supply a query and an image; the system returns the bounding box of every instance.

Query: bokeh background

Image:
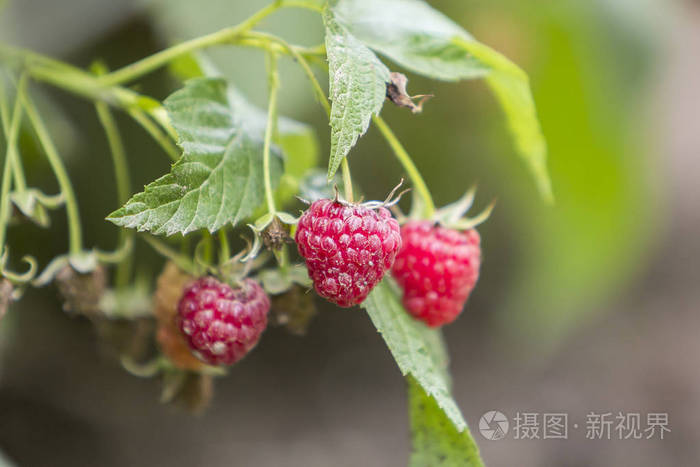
[1,0,698,465]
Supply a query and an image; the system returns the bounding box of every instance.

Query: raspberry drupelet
[295,198,402,307]
[392,221,481,327]
[177,277,270,366]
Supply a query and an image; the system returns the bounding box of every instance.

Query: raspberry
[392,221,481,327]
[295,199,402,307]
[177,277,270,366]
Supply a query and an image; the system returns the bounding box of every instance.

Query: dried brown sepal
[55,264,107,317]
[270,285,317,336]
[262,216,292,251]
[0,278,13,322]
[386,72,433,114]
[153,261,205,371]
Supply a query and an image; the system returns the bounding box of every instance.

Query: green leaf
[323,6,390,179]
[332,0,489,81]
[331,0,552,202]
[107,78,283,235]
[169,52,319,190]
[408,377,483,467]
[363,280,483,466]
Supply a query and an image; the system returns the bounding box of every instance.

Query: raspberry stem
[21,84,83,256]
[97,2,284,86]
[95,100,133,288]
[263,51,280,216]
[0,76,24,256]
[372,115,436,218]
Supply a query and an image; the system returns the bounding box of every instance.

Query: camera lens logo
[479,411,509,440]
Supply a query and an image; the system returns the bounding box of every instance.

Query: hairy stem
[22,89,83,255]
[372,115,435,217]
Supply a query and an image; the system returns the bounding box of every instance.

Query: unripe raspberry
[392,221,481,327]
[177,277,269,366]
[295,199,402,307]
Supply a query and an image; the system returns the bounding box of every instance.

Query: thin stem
[263,52,280,215]
[0,45,179,161]
[245,31,330,116]
[341,158,353,202]
[372,115,435,217]
[95,103,131,206]
[99,2,284,86]
[0,80,26,192]
[279,0,324,12]
[128,108,180,161]
[0,76,27,253]
[0,135,12,256]
[218,229,230,266]
[21,88,83,255]
[95,101,133,288]
[246,32,354,202]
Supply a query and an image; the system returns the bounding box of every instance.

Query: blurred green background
[2,0,698,466]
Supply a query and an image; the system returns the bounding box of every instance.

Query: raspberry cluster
[177,277,269,366]
[295,199,402,307]
[392,221,481,327]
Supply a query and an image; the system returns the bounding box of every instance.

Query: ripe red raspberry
[295,199,402,307]
[177,277,270,366]
[392,221,481,327]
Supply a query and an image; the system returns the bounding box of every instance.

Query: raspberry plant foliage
[0,0,552,465]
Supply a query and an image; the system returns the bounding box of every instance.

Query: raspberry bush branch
[94,100,134,289]
[263,52,281,217]
[0,76,23,261]
[21,84,83,257]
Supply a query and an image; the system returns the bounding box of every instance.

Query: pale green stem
[0,83,26,192]
[98,2,285,86]
[0,45,179,161]
[128,108,180,161]
[247,32,353,202]
[95,101,133,288]
[263,52,280,215]
[244,31,329,115]
[21,89,83,255]
[0,77,27,254]
[95,102,130,205]
[372,115,435,217]
[218,229,230,266]
[341,158,353,202]
[0,138,12,256]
